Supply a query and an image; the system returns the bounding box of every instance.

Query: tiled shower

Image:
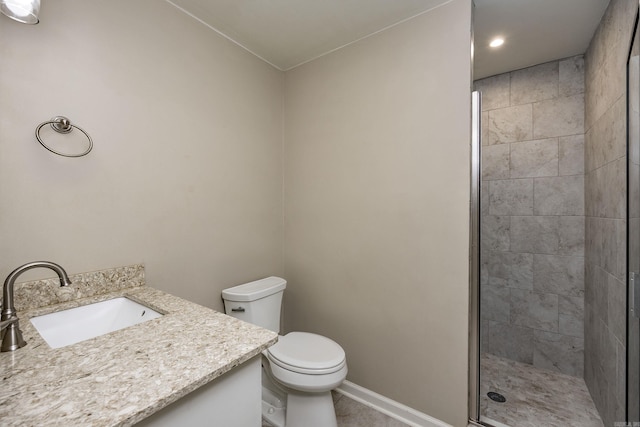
[474,1,637,425]
[476,56,586,377]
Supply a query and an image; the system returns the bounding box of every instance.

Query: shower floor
[480,353,603,427]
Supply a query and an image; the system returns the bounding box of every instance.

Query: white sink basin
[30,297,163,349]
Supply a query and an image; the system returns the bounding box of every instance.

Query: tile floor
[480,352,603,427]
[262,352,605,427]
[334,392,410,427]
[262,391,409,427]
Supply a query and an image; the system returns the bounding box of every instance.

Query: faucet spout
[1,261,72,352]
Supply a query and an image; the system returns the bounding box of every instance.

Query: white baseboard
[335,380,453,427]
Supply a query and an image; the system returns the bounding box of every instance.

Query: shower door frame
[628,2,640,421]
[468,90,482,425]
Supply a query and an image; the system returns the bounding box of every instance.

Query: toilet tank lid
[222,276,287,302]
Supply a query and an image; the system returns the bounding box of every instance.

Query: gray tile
[558,294,584,317]
[510,138,559,178]
[583,2,635,421]
[559,56,585,97]
[533,94,584,139]
[334,394,410,427]
[533,330,584,377]
[510,216,559,254]
[589,218,607,276]
[630,165,640,220]
[615,338,626,418]
[481,215,510,252]
[585,216,598,267]
[510,289,559,333]
[614,219,626,282]
[533,254,584,297]
[509,288,531,327]
[482,144,510,180]
[593,218,626,282]
[559,134,584,176]
[607,275,625,344]
[631,218,640,273]
[587,0,637,99]
[482,111,490,146]
[585,0,637,132]
[558,295,584,338]
[480,353,603,427]
[596,318,617,388]
[628,318,640,418]
[528,292,559,332]
[558,216,585,256]
[592,265,609,323]
[584,170,597,218]
[486,251,534,290]
[631,57,640,165]
[481,180,489,216]
[584,55,606,133]
[584,55,604,128]
[481,252,489,286]
[488,321,534,364]
[480,315,490,353]
[489,179,534,215]
[481,284,511,323]
[584,260,596,307]
[533,175,584,216]
[586,158,626,219]
[475,73,511,111]
[488,104,533,145]
[558,314,583,340]
[511,61,559,105]
[584,96,626,172]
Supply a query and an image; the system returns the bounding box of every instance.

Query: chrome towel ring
[35,116,93,157]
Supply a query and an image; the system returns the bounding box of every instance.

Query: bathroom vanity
[0,265,277,426]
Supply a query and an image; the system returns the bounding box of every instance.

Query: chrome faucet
[1,261,72,352]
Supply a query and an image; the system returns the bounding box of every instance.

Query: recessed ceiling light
[489,37,504,48]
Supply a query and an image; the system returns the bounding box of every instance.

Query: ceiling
[474,0,610,79]
[167,0,611,77]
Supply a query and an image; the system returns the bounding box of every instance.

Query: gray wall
[283,1,472,424]
[475,56,586,377]
[0,1,473,425]
[0,0,285,310]
[584,0,637,425]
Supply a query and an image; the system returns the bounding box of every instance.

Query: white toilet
[222,277,347,427]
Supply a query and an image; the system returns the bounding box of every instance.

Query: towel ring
[35,116,93,158]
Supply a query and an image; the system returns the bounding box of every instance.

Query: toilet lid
[267,332,345,374]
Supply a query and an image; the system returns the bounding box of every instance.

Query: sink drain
[487,392,506,403]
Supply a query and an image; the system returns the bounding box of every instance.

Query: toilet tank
[221,276,287,333]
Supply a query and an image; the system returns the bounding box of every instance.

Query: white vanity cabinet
[136,356,261,426]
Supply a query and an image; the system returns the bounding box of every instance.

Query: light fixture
[489,37,505,48]
[0,0,40,24]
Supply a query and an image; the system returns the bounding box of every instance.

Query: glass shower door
[628,5,640,422]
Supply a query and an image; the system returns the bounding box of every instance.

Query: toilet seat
[267,332,346,375]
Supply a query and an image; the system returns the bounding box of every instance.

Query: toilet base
[285,390,337,427]
[260,386,338,427]
[260,353,342,427]
[262,387,286,427]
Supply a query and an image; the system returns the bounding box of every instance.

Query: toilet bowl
[222,277,347,427]
[267,332,347,392]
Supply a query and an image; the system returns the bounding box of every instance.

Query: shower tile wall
[475,56,585,377]
[583,0,636,424]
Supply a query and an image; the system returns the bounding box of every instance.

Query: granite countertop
[0,283,278,426]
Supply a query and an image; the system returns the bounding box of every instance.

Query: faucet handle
[0,315,18,332]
